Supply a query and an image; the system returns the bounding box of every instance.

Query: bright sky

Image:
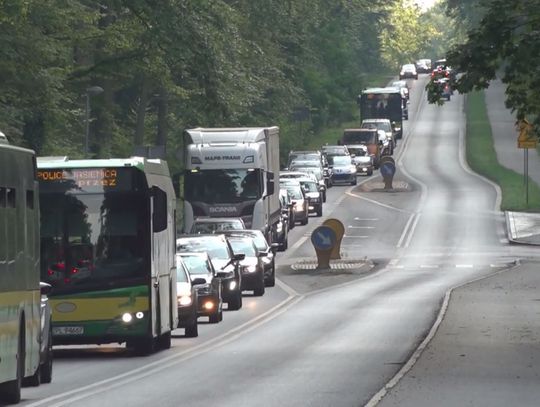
[414,0,439,11]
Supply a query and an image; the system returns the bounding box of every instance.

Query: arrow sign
[311,226,336,251]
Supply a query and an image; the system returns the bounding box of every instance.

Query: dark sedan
[222,229,278,287]
[227,236,266,296]
[175,254,199,336]
[177,235,244,311]
[178,252,223,323]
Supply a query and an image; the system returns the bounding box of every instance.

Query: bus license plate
[53,326,84,335]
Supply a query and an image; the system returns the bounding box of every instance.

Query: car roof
[178,251,211,258]
[193,217,243,223]
[362,118,391,123]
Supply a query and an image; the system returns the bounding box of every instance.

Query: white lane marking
[346,191,410,213]
[27,294,303,407]
[289,235,308,251]
[419,264,439,269]
[342,235,369,239]
[396,212,416,248]
[388,259,400,266]
[403,213,421,248]
[347,225,375,229]
[354,217,379,221]
[275,277,300,297]
[455,264,474,268]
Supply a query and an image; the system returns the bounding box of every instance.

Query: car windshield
[284,185,303,200]
[191,220,244,234]
[177,237,230,260]
[228,238,257,257]
[180,255,212,275]
[299,180,318,192]
[329,156,352,166]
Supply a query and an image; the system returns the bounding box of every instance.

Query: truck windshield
[40,192,149,293]
[185,169,263,203]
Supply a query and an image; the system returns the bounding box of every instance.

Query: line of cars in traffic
[174,220,279,337]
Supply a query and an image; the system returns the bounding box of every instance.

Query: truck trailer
[182,127,281,243]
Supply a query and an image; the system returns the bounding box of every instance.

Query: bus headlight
[122,313,133,323]
[135,312,144,319]
[229,281,238,290]
[177,295,192,306]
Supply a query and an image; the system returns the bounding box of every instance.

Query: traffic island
[276,259,374,295]
[505,211,540,245]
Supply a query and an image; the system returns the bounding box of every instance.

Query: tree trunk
[135,77,150,147]
[156,86,168,153]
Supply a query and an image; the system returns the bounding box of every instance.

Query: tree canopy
[444,0,540,133]
[0,0,445,168]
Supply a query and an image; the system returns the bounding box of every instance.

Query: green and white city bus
[37,156,177,355]
[0,135,41,403]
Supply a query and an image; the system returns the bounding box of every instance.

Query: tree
[444,0,540,133]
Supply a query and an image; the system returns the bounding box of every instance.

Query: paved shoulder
[377,261,540,407]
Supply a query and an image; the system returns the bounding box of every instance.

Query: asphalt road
[21,75,525,407]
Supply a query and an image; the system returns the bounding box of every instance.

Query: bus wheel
[129,337,155,356]
[0,329,23,403]
[23,366,40,387]
[158,332,171,350]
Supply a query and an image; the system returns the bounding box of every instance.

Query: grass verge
[466,90,540,211]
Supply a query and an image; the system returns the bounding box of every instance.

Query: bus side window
[152,186,168,233]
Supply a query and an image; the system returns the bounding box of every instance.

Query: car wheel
[40,327,53,384]
[316,206,323,217]
[265,265,276,287]
[280,238,288,251]
[368,169,373,176]
[323,192,326,203]
[228,292,243,311]
[253,282,265,297]
[185,322,198,338]
[209,309,221,324]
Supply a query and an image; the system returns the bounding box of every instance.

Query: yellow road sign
[518,139,537,149]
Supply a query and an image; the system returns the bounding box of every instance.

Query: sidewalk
[374,82,540,406]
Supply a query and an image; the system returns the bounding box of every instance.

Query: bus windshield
[185,169,263,203]
[40,192,149,292]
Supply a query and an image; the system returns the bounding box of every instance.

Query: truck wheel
[316,206,323,217]
[209,309,222,324]
[301,217,308,225]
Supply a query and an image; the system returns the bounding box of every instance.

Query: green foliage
[466,90,540,210]
[0,0,443,164]
[445,0,540,137]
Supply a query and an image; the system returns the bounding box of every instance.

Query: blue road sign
[311,226,337,251]
[380,161,396,178]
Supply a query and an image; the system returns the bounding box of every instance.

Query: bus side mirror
[267,173,275,196]
[152,186,168,233]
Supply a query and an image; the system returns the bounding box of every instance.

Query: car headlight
[242,265,257,273]
[276,221,283,233]
[177,294,192,306]
[229,280,238,290]
[261,256,272,264]
[311,197,320,203]
[294,204,303,212]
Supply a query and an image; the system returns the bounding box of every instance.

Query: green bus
[37,156,178,355]
[0,135,41,403]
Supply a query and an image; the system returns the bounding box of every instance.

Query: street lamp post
[84,86,104,157]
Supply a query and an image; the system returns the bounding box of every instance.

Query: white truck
[182,127,281,242]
